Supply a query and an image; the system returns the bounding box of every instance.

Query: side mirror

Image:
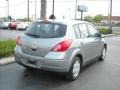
[94,33,102,38]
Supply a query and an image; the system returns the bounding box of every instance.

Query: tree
[16,17,31,22]
[8,16,12,21]
[84,16,93,23]
[93,14,103,23]
[41,0,47,20]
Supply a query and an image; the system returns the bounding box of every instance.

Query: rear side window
[25,22,67,38]
[79,24,89,38]
[73,24,81,38]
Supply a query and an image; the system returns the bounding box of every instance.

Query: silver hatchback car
[14,20,107,81]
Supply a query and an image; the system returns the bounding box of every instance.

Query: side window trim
[78,23,89,38]
[86,23,99,37]
[73,24,81,39]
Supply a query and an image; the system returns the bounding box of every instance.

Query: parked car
[0,22,3,29]
[17,22,31,30]
[8,22,17,29]
[0,22,10,29]
[14,20,107,81]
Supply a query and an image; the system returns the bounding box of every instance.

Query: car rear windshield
[25,22,67,38]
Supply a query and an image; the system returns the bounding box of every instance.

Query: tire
[99,47,106,61]
[66,56,81,81]
[23,65,35,71]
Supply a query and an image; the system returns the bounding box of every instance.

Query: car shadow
[15,60,102,89]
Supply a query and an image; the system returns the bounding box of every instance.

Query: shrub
[93,14,103,23]
[98,28,109,34]
[84,16,94,23]
[0,39,16,58]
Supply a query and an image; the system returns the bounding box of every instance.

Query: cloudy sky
[0,0,120,19]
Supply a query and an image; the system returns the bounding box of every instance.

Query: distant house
[101,16,120,25]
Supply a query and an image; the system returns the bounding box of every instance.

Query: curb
[102,34,116,38]
[0,57,15,66]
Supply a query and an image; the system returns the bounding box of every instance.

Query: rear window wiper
[25,33,40,38]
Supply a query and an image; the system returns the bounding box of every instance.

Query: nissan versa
[14,20,107,81]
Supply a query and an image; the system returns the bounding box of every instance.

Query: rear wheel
[99,47,106,61]
[66,56,81,81]
[23,65,35,71]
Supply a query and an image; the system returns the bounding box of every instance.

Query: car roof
[35,19,89,26]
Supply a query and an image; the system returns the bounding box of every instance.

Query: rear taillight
[51,39,73,52]
[16,36,21,46]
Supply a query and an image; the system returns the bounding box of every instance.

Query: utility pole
[109,0,112,34]
[49,0,56,20]
[75,0,78,20]
[27,0,30,21]
[52,0,54,16]
[40,0,47,20]
[6,0,9,20]
[81,11,83,20]
[35,0,37,20]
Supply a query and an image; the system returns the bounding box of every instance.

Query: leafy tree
[93,14,103,23]
[84,16,93,23]
[8,16,12,21]
[0,17,6,21]
[16,17,31,22]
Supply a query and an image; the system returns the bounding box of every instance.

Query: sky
[0,0,120,19]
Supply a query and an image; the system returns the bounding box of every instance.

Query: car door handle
[31,47,37,51]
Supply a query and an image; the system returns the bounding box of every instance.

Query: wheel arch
[76,54,83,68]
[104,43,107,49]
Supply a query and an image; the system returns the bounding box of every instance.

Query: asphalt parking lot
[0,29,24,40]
[0,36,120,90]
[0,25,120,40]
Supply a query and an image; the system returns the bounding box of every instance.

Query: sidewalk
[0,57,15,66]
[102,34,116,37]
[0,34,117,66]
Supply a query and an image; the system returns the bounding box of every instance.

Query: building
[101,16,120,25]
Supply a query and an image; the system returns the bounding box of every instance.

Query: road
[0,29,24,40]
[0,36,120,90]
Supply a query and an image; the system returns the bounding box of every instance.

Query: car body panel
[14,20,106,73]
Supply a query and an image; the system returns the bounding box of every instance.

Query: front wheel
[99,47,106,61]
[66,56,81,81]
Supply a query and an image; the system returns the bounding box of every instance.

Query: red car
[8,22,17,29]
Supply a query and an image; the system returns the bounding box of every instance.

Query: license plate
[27,59,36,67]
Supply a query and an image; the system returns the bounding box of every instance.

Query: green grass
[0,39,16,59]
[98,28,110,34]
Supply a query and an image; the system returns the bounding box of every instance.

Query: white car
[17,22,31,30]
[1,22,10,29]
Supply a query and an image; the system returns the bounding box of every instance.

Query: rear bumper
[14,46,71,72]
